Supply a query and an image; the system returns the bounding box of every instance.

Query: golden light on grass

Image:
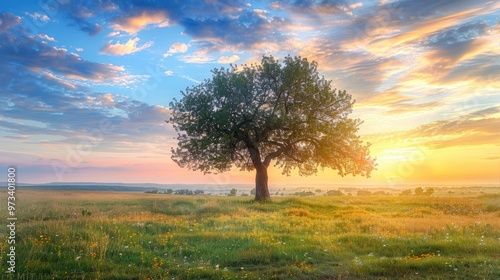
[2,189,498,279]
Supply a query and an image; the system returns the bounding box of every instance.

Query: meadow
[1,189,499,279]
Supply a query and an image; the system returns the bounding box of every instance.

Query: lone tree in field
[169,56,375,201]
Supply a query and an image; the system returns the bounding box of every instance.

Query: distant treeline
[24,185,149,192]
[145,189,205,195]
[144,187,437,197]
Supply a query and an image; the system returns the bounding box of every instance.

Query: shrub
[326,190,344,196]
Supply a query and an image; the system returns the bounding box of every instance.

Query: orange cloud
[346,1,500,56]
[112,11,169,34]
[400,36,495,87]
[359,90,441,115]
[365,107,500,150]
[163,42,188,57]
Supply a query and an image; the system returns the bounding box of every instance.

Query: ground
[0,189,499,279]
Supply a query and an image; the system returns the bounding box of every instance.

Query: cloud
[217,55,240,64]
[37,34,56,41]
[341,0,499,55]
[253,9,269,19]
[405,38,491,83]
[365,106,500,150]
[0,33,124,83]
[42,71,77,90]
[164,70,173,76]
[180,12,290,52]
[274,0,348,15]
[0,15,147,92]
[107,31,121,37]
[387,20,500,92]
[26,12,50,23]
[349,2,363,9]
[51,1,290,53]
[100,38,153,56]
[426,21,490,47]
[179,52,215,64]
[0,61,173,153]
[163,42,188,57]
[75,48,84,52]
[0,12,21,33]
[271,0,365,19]
[75,21,104,36]
[55,1,105,36]
[112,11,169,34]
[180,75,201,84]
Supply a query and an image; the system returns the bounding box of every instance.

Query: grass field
[1,190,499,279]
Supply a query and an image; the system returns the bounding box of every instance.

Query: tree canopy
[169,55,375,200]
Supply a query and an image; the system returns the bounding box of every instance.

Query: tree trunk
[254,164,271,201]
[246,145,271,201]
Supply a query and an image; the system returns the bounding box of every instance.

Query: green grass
[1,191,499,279]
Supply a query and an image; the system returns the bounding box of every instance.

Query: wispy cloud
[107,31,121,37]
[217,55,240,64]
[180,75,201,84]
[100,38,153,56]
[178,52,215,64]
[365,106,500,150]
[25,12,50,23]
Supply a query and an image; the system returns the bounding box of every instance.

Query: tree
[326,190,344,196]
[169,56,375,201]
[228,188,237,196]
[401,189,412,195]
[415,187,424,196]
[424,187,434,196]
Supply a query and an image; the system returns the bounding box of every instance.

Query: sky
[0,0,499,187]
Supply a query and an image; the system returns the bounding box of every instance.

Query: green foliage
[293,191,315,196]
[169,55,375,177]
[228,188,238,196]
[172,189,205,195]
[194,189,205,195]
[81,209,91,216]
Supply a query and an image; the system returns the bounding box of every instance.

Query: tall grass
[0,190,499,279]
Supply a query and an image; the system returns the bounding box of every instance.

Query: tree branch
[263,144,291,167]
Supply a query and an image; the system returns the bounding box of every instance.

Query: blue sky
[0,0,499,185]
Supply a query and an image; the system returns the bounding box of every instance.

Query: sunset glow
[0,1,498,186]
